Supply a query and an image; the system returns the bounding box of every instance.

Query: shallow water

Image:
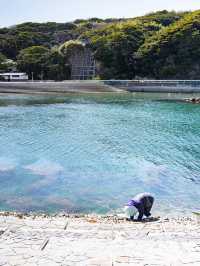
[0,92,200,215]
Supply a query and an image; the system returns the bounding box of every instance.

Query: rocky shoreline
[184,97,200,104]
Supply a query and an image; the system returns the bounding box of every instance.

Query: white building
[0,73,28,81]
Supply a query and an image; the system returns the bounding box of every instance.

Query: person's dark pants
[143,196,154,217]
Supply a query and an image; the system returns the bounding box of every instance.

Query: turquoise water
[0,93,200,215]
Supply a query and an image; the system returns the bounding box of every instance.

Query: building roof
[0,73,27,76]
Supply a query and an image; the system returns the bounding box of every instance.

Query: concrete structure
[1,80,200,93]
[103,80,200,92]
[0,81,122,93]
[69,46,96,80]
[0,72,28,81]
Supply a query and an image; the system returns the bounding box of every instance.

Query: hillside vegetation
[135,10,200,79]
[0,10,199,80]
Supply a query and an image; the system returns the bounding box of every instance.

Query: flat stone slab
[0,215,199,265]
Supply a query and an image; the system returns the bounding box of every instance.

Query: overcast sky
[1,0,200,27]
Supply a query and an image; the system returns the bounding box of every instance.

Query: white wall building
[0,73,28,81]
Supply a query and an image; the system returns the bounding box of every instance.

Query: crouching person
[124,193,154,221]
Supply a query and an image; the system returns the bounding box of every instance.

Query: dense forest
[0,10,200,80]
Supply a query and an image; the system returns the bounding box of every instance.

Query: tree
[17,46,71,80]
[45,49,71,80]
[0,53,16,72]
[59,40,85,59]
[17,46,49,80]
[0,53,6,65]
[135,10,200,79]
[83,21,145,79]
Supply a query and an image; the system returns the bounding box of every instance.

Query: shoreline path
[0,214,199,266]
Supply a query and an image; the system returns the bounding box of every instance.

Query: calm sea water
[0,92,200,215]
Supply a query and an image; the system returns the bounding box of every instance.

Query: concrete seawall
[104,80,200,93]
[120,85,200,93]
[1,80,200,93]
[0,81,123,94]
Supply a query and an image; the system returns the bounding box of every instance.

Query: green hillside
[136,10,200,79]
[0,10,199,80]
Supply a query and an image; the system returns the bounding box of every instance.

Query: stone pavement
[0,215,199,266]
